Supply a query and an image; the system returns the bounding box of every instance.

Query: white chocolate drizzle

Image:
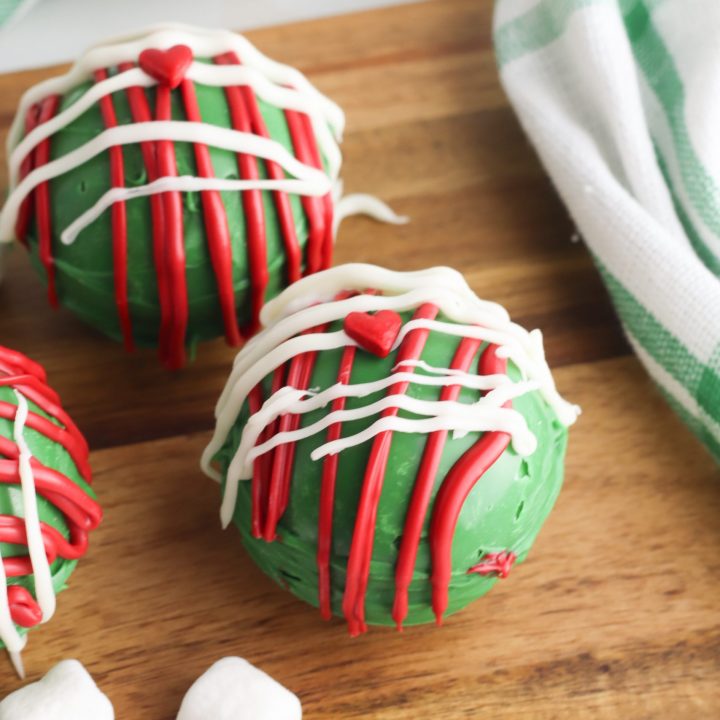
[0,391,56,678]
[201,264,580,528]
[0,537,26,679]
[0,24,399,248]
[3,122,333,245]
[333,193,409,236]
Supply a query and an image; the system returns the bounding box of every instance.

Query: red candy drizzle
[317,343,356,620]
[7,586,43,628]
[259,289,359,543]
[154,80,189,369]
[19,46,334,369]
[0,346,101,629]
[468,550,516,579]
[34,96,61,307]
[215,52,303,287]
[343,302,439,636]
[179,78,242,346]
[429,343,512,624]
[247,299,515,632]
[93,68,133,351]
[391,334,482,630]
[263,327,327,542]
[284,110,328,275]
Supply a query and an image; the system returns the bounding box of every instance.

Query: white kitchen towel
[494,0,720,461]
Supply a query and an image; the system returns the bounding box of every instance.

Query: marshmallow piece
[177,657,301,720]
[0,659,114,720]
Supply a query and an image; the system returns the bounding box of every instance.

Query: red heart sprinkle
[139,45,194,89]
[344,310,403,358]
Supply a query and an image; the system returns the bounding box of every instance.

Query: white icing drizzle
[8,61,341,188]
[231,379,540,481]
[1,120,332,243]
[202,264,580,528]
[0,391,57,677]
[5,24,343,158]
[61,176,328,247]
[1,23,403,250]
[8,67,152,189]
[13,392,55,624]
[333,193,409,236]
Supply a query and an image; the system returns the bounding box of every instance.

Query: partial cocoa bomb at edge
[0,345,101,674]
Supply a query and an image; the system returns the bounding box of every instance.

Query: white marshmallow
[177,657,301,720]
[0,659,114,720]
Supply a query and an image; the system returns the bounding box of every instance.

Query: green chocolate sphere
[0,346,99,648]
[214,309,569,628]
[16,50,334,367]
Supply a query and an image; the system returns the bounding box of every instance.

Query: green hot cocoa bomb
[2,26,342,369]
[0,345,101,666]
[203,264,578,634]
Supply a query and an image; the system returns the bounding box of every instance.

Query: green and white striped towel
[494,0,720,461]
[0,0,34,28]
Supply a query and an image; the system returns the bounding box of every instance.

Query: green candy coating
[0,385,95,647]
[216,309,568,627]
[22,59,330,351]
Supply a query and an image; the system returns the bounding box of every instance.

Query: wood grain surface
[0,1,718,717]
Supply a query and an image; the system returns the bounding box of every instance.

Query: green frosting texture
[216,309,569,628]
[21,58,329,353]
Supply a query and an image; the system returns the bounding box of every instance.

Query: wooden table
[0,1,718,717]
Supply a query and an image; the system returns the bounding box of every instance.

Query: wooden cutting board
[0,1,718,717]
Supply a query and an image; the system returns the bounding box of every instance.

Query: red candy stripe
[153,84,188,370]
[93,68,133,351]
[391,335,482,630]
[429,343,512,625]
[119,63,186,368]
[317,344,357,620]
[263,327,326,542]
[214,52,303,286]
[249,367,286,538]
[213,54,269,337]
[119,61,172,364]
[0,515,88,576]
[0,454,100,531]
[284,110,327,275]
[33,96,61,306]
[297,111,334,269]
[247,386,266,538]
[0,402,91,482]
[342,303,439,636]
[179,79,242,346]
[313,289,375,620]
[7,586,43,628]
[0,348,47,381]
[0,372,89,464]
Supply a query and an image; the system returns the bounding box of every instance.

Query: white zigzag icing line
[201,264,580,528]
[0,391,57,678]
[0,25,345,245]
[1,122,332,244]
